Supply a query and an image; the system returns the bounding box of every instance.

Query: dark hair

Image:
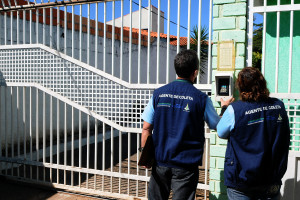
[236,67,270,102]
[174,49,199,79]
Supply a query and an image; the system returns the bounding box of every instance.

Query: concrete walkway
[0,176,117,200]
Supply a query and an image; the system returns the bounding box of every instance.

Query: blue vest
[225,98,290,189]
[152,79,207,169]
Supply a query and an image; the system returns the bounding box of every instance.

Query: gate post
[210,0,247,199]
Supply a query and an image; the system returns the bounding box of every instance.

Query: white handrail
[6,82,142,133]
[0,44,212,91]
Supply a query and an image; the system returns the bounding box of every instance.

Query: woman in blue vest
[217,67,290,200]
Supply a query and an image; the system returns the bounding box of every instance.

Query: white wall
[107,5,164,34]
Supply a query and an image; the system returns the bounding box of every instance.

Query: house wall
[211,0,247,199]
[107,5,165,34]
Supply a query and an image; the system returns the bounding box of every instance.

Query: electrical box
[215,72,234,101]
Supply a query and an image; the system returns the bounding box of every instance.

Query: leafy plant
[190,25,209,77]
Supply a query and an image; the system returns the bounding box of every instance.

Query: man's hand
[220,97,235,107]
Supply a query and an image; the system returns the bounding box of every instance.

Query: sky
[34,0,212,37]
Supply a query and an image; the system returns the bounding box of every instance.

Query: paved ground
[0,176,117,200]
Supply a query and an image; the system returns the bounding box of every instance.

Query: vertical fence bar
[57,7,60,50]
[43,8,45,45]
[94,119,98,190]
[137,133,140,175]
[127,132,131,195]
[118,130,122,194]
[5,87,7,175]
[137,0,142,84]
[79,5,82,61]
[72,5,74,57]
[187,0,191,50]
[112,0,115,76]
[4,12,7,45]
[17,10,19,44]
[197,0,202,84]
[120,0,124,80]
[247,0,254,67]
[64,6,67,54]
[23,10,25,44]
[87,3,90,65]
[35,88,39,180]
[29,87,32,179]
[71,106,74,186]
[110,126,114,191]
[102,123,106,191]
[129,0,132,83]
[275,1,280,93]
[156,0,161,84]
[166,0,171,83]
[64,102,67,185]
[288,1,294,93]
[43,91,46,181]
[50,95,53,182]
[261,0,267,75]
[204,137,209,199]
[103,1,106,72]
[79,111,82,187]
[95,3,98,69]
[57,98,60,184]
[177,0,180,53]
[23,87,26,177]
[86,115,90,188]
[50,7,53,48]
[147,0,151,83]
[293,157,298,200]
[17,87,20,177]
[10,87,14,176]
[207,0,213,84]
[29,10,33,44]
[11,11,13,45]
[36,8,38,44]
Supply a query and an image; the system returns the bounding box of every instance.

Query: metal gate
[0,0,213,199]
[248,1,300,199]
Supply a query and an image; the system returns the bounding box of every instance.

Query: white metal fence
[0,84,211,199]
[0,44,211,130]
[270,93,300,200]
[0,0,213,85]
[248,0,300,150]
[248,1,300,199]
[247,0,300,93]
[0,0,213,199]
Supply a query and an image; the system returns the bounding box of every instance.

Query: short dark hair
[174,49,199,79]
[236,67,270,102]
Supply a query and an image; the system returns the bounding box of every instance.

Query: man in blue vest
[217,67,290,200]
[141,50,232,200]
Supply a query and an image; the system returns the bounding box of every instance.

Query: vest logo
[277,114,282,122]
[183,104,190,112]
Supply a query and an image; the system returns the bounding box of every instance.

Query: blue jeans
[227,186,281,200]
[148,165,199,200]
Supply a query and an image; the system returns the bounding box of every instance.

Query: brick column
[209,0,247,199]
